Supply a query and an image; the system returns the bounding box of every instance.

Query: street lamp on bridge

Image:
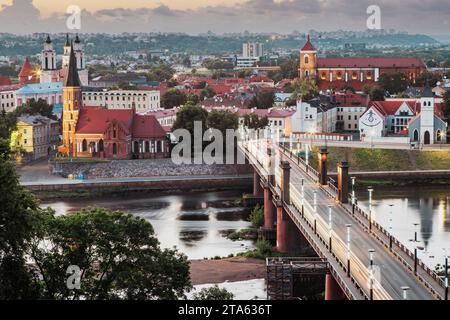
[351,176,356,214]
[328,205,333,253]
[388,204,394,251]
[443,248,449,301]
[401,286,410,300]
[368,187,374,232]
[346,224,352,277]
[313,190,318,234]
[368,249,375,300]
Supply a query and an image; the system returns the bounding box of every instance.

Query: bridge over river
[239,139,448,300]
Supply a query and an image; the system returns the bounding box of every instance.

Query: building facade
[299,36,427,91]
[0,84,20,112]
[59,43,169,160]
[82,88,160,113]
[15,82,63,107]
[12,115,59,161]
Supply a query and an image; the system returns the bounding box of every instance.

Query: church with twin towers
[39,33,89,86]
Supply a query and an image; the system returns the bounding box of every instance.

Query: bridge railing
[344,194,445,298]
[278,143,319,183]
[289,183,392,300]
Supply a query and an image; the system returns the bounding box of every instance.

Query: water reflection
[357,187,450,268]
[41,190,255,260]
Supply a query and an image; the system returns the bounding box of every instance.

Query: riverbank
[190,257,266,285]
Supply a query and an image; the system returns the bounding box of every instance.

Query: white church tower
[62,34,88,86]
[419,81,435,145]
[40,35,58,83]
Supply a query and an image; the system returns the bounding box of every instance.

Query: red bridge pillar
[264,188,276,229]
[276,204,289,253]
[253,170,263,197]
[337,161,350,204]
[325,272,347,300]
[318,147,329,186]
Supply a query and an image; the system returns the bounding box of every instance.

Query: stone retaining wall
[50,158,253,179]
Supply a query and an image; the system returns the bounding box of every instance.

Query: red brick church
[59,43,169,160]
[299,35,427,91]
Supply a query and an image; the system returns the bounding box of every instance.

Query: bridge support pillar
[337,161,350,204]
[280,161,291,204]
[276,205,289,253]
[264,188,276,229]
[253,170,263,197]
[325,272,347,300]
[267,147,275,186]
[318,147,329,186]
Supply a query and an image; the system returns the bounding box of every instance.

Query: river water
[41,190,256,260]
[357,186,450,269]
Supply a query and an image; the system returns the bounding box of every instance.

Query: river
[357,186,450,269]
[40,190,256,260]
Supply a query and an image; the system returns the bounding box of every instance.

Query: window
[82,139,87,152]
[304,56,309,64]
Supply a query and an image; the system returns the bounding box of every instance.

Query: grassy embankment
[308,147,450,186]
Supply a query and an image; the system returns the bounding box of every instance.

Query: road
[243,140,439,300]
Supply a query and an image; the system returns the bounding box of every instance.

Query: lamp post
[368,187,374,232]
[368,249,375,300]
[328,205,333,253]
[351,176,356,214]
[401,286,410,300]
[346,224,352,277]
[443,248,448,301]
[301,178,305,217]
[313,190,318,233]
[414,245,424,275]
[388,204,394,251]
[305,143,309,172]
[413,223,419,242]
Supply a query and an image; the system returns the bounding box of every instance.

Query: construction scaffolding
[267,257,329,300]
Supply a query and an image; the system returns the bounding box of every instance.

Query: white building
[82,89,160,113]
[291,99,337,134]
[15,82,63,107]
[243,43,264,58]
[0,84,20,112]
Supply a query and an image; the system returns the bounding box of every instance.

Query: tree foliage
[248,91,275,109]
[243,114,269,130]
[146,63,175,82]
[173,104,209,135]
[161,89,187,109]
[192,285,234,300]
[207,110,239,135]
[202,58,234,70]
[378,73,410,94]
[291,79,319,101]
[249,204,264,228]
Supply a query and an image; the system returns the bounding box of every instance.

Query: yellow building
[11,115,59,161]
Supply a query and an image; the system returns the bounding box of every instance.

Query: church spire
[65,33,70,47]
[65,42,81,87]
[45,34,52,44]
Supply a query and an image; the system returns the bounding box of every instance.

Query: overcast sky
[0,0,448,35]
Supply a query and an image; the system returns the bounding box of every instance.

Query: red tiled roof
[76,107,134,134]
[0,76,11,86]
[19,58,34,77]
[317,57,426,69]
[132,114,167,138]
[301,35,316,51]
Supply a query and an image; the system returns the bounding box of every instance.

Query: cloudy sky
[0,0,448,35]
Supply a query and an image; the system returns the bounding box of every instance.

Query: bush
[192,285,234,300]
[249,204,264,228]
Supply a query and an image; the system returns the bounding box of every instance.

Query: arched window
[98,139,104,152]
[134,141,140,154]
[305,70,309,77]
[145,141,150,153]
[82,139,87,152]
[113,143,117,155]
[413,129,419,142]
[304,55,309,64]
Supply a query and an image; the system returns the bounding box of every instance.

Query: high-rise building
[243,42,264,58]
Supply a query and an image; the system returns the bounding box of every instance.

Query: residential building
[243,43,264,58]
[12,115,59,161]
[82,88,160,113]
[15,82,63,107]
[0,84,20,112]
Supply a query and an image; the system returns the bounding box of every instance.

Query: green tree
[207,110,239,135]
[243,114,269,130]
[192,285,234,300]
[202,58,234,70]
[249,91,275,109]
[16,99,55,120]
[28,208,191,300]
[161,89,187,109]
[200,87,216,101]
[249,204,264,228]
[378,73,410,94]
[292,78,319,101]
[0,141,49,299]
[173,104,208,135]
[187,94,200,105]
[146,63,175,82]
[368,87,386,101]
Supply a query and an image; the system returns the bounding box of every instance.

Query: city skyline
[0,0,449,36]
